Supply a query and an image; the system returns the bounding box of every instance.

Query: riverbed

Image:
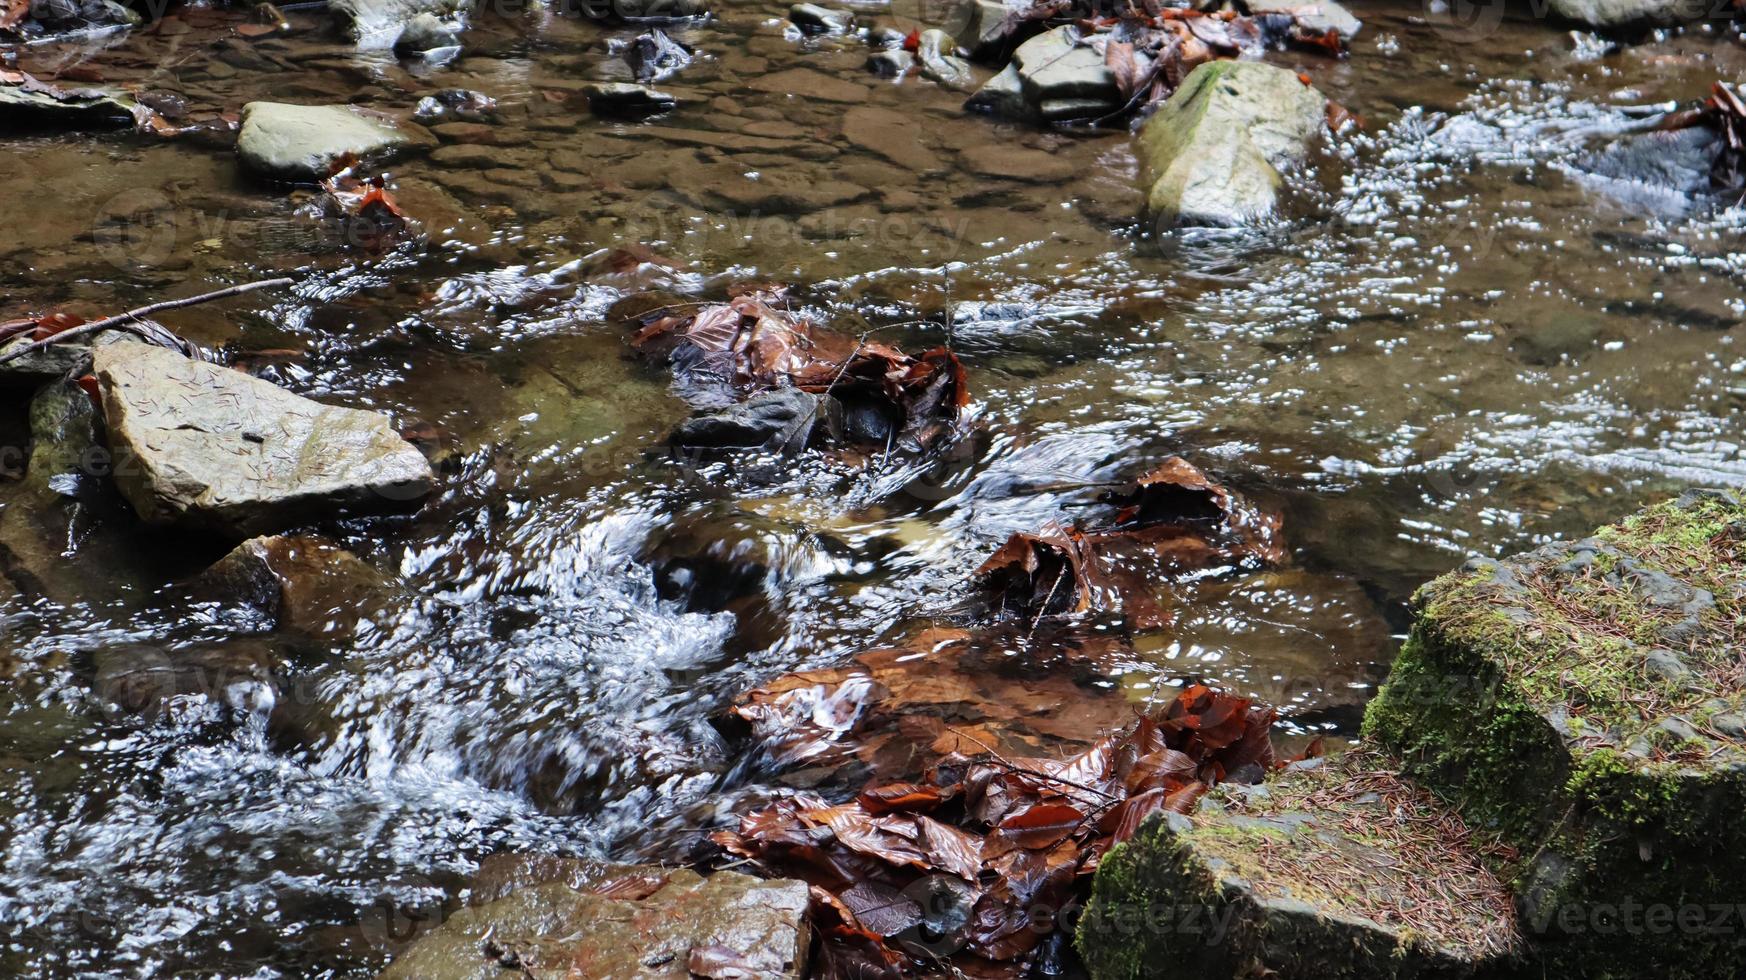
[2,0,1745,974]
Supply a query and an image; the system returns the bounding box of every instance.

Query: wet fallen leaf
[625,289,970,455]
[320,155,415,253]
[0,0,27,32]
[973,457,1283,630]
[718,679,1287,977]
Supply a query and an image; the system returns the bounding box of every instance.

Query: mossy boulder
[1078,751,1520,980]
[1364,489,1746,978]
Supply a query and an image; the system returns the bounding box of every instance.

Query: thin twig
[0,277,296,367]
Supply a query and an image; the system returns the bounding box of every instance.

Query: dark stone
[669,388,822,454]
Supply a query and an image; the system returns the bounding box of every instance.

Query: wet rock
[965,26,1116,122]
[0,335,89,388]
[193,535,389,638]
[330,0,463,47]
[379,868,809,980]
[411,88,498,124]
[866,48,915,77]
[957,0,1039,61]
[23,0,139,34]
[964,62,1028,119]
[93,341,434,539]
[93,641,277,722]
[789,2,853,33]
[620,27,693,82]
[841,105,942,172]
[392,12,461,55]
[583,81,677,117]
[916,29,975,91]
[0,78,136,129]
[1135,60,1325,227]
[1364,489,1746,978]
[1544,0,1709,28]
[237,102,416,183]
[0,377,157,605]
[1245,0,1360,37]
[1080,753,1521,980]
[669,388,821,454]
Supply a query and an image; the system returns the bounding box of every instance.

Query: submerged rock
[1080,752,1521,980]
[93,341,434,539]
[236,102,416,183]
[1570,125,1721,215]
[1134,60,1325,227]
[93,641,277,722]
[1364,489,1746,978]
[20,0,139,35]
[194,535,389,638]
[379,866,809,979]
[620,27,694,82]
[583,81,677,117]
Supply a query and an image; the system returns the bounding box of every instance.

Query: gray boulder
[1134,60,1325,227]
[1544,0,1709,27]
[965,26,1118,122]
[0,78,136,129]
[236,102,415,183]
[1245,0,1361,37]
[93,341,434,539]
[867,48,915,77]
[379,866,810,979]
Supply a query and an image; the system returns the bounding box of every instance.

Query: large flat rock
[1365,489,1746,978]
[237,102,415,182]
[94,342,433,539]
[378,866,809,979]
[1134,60,1325,227]
[1080,752,1521,980]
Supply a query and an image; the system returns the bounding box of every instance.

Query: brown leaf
[997,802,1086,850]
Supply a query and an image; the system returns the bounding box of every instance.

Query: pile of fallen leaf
[624,286,969,456]
[716,682,1313,978]
[973,456,1284,629]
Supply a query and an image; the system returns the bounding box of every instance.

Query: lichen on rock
[1077,750,1520,980]
[1364,489,1746,979]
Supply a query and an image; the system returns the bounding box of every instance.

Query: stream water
[3,0,1746,974]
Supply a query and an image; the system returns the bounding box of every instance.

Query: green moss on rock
[1364,489,1746,978]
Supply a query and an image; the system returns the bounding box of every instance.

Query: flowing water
[3,0,1746,974]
